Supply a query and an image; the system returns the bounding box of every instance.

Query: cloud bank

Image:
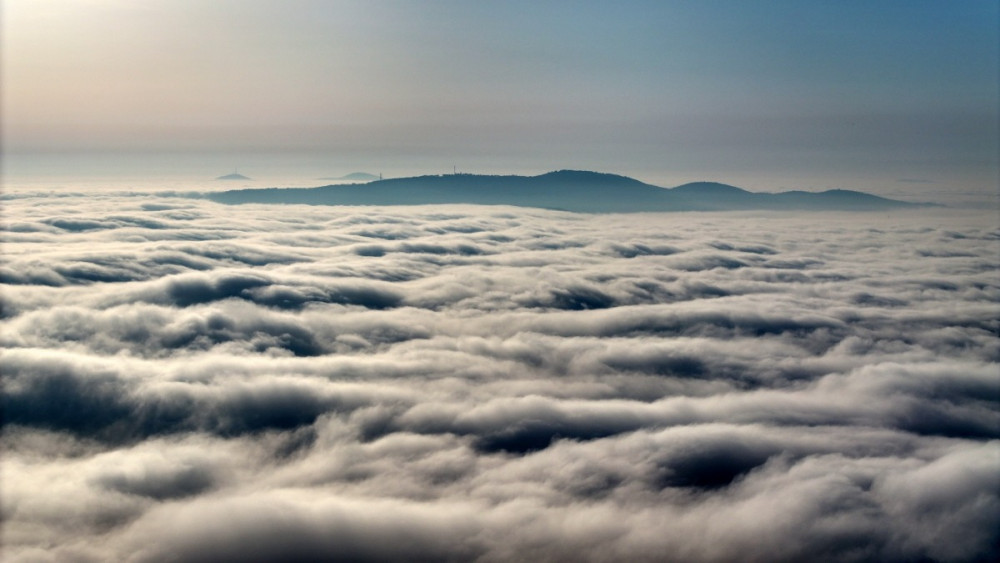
[2,192,998,562]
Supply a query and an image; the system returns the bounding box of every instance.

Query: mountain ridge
[206,170,930,212]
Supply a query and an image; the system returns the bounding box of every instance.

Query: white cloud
[2,193,998,561]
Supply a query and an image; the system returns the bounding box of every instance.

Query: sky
[2,0,998,199]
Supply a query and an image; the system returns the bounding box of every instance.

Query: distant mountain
[206,170,928,212]
[317,172,380,182]
[216,171,251,180]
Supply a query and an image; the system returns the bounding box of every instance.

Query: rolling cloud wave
[2,193,998,562]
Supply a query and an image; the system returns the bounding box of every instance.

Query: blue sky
[2,0,997,197]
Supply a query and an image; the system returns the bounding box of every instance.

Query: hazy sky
[2,0,998,195]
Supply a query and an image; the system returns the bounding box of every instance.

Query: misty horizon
[4,152,993,209]
[3,1,998,204]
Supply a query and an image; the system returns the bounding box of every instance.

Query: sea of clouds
[2,188,998,562]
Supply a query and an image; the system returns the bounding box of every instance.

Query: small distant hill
[317,172,380,182]
[216,171,251,180]
[206,170,929,213]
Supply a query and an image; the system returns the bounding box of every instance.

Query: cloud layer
[2,192,998,562]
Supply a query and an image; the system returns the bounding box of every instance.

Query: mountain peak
[670,182,748,194]
[319,172,380,182]
[535,170,645,185]
[217,172,251,181]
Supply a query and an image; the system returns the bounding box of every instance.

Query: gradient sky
[2,0,998,197]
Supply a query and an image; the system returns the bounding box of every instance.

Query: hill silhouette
[317,172,380,182]
[206,170,925,212]
[216,171,251,180]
